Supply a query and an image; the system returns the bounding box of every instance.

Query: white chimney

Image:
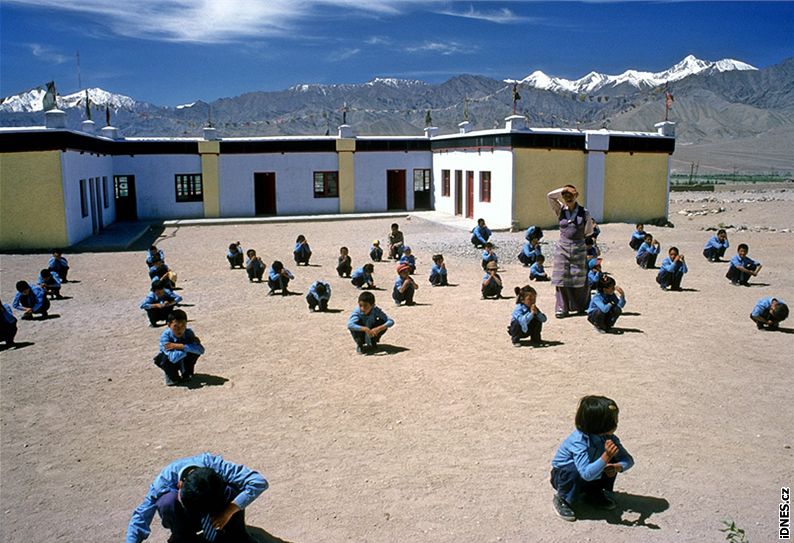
[203,126,219,140]
[505,115,526,131]
[101,126,119,139]
[458,121,471,134]
[338,124,353,139]
[654,121,675,137]
[424,126,438,138]
[45,109,67,129]
[81,119,96,134]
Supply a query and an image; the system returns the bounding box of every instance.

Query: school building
[0,112,675,250]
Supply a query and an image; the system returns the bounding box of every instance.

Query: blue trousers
[656,269,684,289]
[508,318,542,344]
[350,316,388,347]
[227,253,244,268]
[0,320,17,344]
[294,247,312,265]
[392,284,415,305]
[306,293,328,311]
[703,246,726,261]
[550,463,617,505]
[268,275,290,293]
[155,352,199,382]
[155,486,253,543]
[588,307,622,331]
[370,248,383,262]
[636,252,657,269]
[517,251,536,266]
[482,281,502,298]
[726,263,756,285]
[429,272,448,286]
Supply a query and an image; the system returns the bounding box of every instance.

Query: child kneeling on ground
[550,395,634,522]
[508,285,546,347]
[393,264,418,306]
[267,261,294,296]
[153,309,204,386]
[227,241,244,269]
[347,291,394,354]
[481,261,503,299]
[429,254,448,286]
[140,281,182,327]
[656,247,687,291]
[13,281,50,320]
[306,280,331,312]
[751,297,788,330]
[587,275,626,334]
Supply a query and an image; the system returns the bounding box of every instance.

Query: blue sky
[1,1,792,106]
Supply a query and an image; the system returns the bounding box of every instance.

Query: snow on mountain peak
[0,86,136,113]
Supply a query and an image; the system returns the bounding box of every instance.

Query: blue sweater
[587,292,626,314]
[510,303,547,333]
[552,429,634,481]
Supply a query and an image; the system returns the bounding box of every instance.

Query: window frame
[175,173,203,203]
[413,169,431,192]
[479,171,492,203]
[313,171,339,198]
[441,169,450,197]
[102,176,109,208]
[79,179,89,218]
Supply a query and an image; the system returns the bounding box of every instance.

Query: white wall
[432,149,514,229]
[60,150,115,245]
[113,154,203,220]
[354,151,432,212]
[218,153,340,216]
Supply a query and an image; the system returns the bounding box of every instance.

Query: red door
[454,170,463,215]
[254,172,276,215]
[466,171,474,219]
[387,170,406,210]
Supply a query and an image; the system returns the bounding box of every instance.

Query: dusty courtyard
[1,189,793,542]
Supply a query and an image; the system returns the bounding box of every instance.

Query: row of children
[2,250,72,348]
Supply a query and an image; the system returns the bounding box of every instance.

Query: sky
[1,1,792,106]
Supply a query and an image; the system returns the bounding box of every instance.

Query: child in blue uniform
[245,249,266,282]
[351,264,376,289]
[517,236,542,267]
[153,309,204,386]
[48,249,70,282]
[306,280,331,312]
[726,243,763,286]
[293,235,312,266]
[751,297,788,330]
[525,225,543,243]
[587,275,626,333]
[635,234,660,269]
[398,246,416,274]
[388,223,405,260]
[125,453,267,543]
[347,291,394,354]
[656,247,688,291]
[393,264,418,306]
[628,224,646,250]
[37,269,63,299]
[587,258,602,290]
[530,255,549,281]
[551,395,634,521]
[227,241,244,269]
[13,281,50,320]
[481,242,498,270]
[508,285,547,346]
[585,237,600,260]
[370,240,383,262]
[145,246,164,268]
[429,254,448,286]
[140,281,183,327]
[0,299,17,347]
[337,247,352,278]
[471,218,492,248]
[267,261,294,295]
[482,261,503,299]
[703,229,729,262]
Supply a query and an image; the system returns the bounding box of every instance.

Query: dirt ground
[1,189,793,543]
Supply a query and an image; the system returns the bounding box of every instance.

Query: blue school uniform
[429,263,448,286]
[482,272,502,298]
[13,285,50,315]
[587,269,602,289]
[351,267,373,288]
[751,297,787,328]
[471,225,492,246]
[306,280,331,311]
[530,262,548,280]
[159,327,205,363]
[481,250,498,270]
[48,255,69,281]
[656,256,688,289]
[145,250,164,267]
[518,242,542,266]
[525,225,543,242]
[398,254,416,272]
[245,256,266,281]
[591,225,601,240]
[508,303,547,344]
[140,289,183,325]
[294,242,312,264]
[148,262,169,280]
[636,242,659,268]
[227,244,244,267]
[727,254,760,284]
[337,255,352,277]
[370,245,383,261]
[392,276,416,305]
[703,235,729,261]
[587,291,626,330]
[37,271,62,295]
[125,452,268,543]
[347,306,394,347]
[0,303,18,343]
[551,430,634,505]
[268,266,294,293]
[629,230,645,250]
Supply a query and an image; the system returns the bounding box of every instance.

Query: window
[114,176,130,198]
[442,169,450,197]
[175,174,203,202]
[79,179,88,218]
[102,176,109,208]
[413,169,431,191]
[480,171,492,203]
[313,171,338,198]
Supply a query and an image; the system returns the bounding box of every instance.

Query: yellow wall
[512,148,586,229]
[336,139,355,213]
[198,141,220,218]
[603,153,668,223]
[0,151,68,250]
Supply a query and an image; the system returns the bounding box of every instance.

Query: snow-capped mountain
[509,55,757,94]
[0,87,136,113]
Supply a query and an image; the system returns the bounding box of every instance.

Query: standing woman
[547,185,594,318]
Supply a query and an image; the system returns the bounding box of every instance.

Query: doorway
[114,175,137,221]
[254,172,277,215]
[454,170,463,216]
[387,169,406,210]
[466,171,474,219]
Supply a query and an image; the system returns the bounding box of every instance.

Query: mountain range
[1,55,792,174]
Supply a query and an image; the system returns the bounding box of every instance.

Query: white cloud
[405,41,473,56]
[328,48,361,62]
[435,6,537,24]
[29,43,70,64]
[4,0,436,43]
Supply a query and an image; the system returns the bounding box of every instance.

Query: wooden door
[114,175,137,221]
[466,171,474,219]
[454,170,463,215]
[387,169,406,210]
[254,172,277,215]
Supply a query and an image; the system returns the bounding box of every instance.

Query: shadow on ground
[576,492,669,529]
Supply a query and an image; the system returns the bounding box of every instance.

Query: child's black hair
[635,223,644,229]
[229,243,238,251]
[358,291,375,305]
[668,246,679,255]
[40,268,52,278]
[432,254,443,262]
[272,260,284,272]
[477,218,485,225]
[296,235,306,243]
[340,246,348,253]
[363,263,375,273]
[52,248,63,255]
[151,280,164,292]
[149,245,158,252]
[514,285,537,304]
[246,249,256,257]
[484,242,493,249]
[597,274,616,293]
[585,237,594,247]
[738,243,749,252]
[179,467,227,516]
[536,254,545,262]
[773,301,789,322]
[644,233,653,241]
[15,281,30,292]
[575,395,619,435]
[167,309,187,323]
[391,223,399,229]
[315,283,327,296]
[717,228,727,236]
